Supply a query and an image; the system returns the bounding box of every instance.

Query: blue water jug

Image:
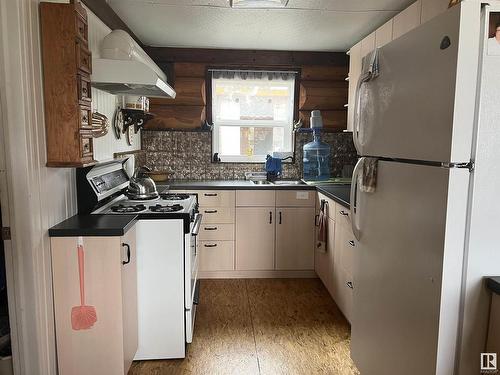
[303,128,331,181]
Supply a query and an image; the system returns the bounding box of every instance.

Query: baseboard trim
[198,270,318,279]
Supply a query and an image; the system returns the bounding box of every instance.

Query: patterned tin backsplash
[139,130,358,181]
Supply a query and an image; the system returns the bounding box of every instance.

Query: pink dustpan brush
[71,237,97,330]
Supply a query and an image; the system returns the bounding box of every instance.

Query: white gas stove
[76,160,201,360]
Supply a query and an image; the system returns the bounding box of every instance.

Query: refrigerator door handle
[353,49,380,154]
[350,157,364,241]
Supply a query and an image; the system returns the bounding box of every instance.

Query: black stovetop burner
[149,203,184,213]
[160,193,191,201]
[111,204,147,213]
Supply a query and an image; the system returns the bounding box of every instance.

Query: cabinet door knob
[269,211,273,224]
[204,193,218,197]
[204,210,218,214]
[340,210,349,216]
[349,240,355,247]
[204,244,217,248]
[279,211,282,225]
[204,227,218,231]
[346,281,353,289]
[122,243,131,265]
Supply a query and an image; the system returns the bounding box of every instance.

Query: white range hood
[91,30,176,99]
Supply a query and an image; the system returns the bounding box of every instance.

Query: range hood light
[231,0,289,8]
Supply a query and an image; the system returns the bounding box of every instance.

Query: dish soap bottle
[303,110,331,181]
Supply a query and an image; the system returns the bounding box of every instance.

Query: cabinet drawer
[75,14,88,44]
[75,40,91,74]
[199,241,234,271]
[197,191,235,207]
[199,224,234,241]
[276,190,315,207]
[236,190,275,207]
[79,106,91,130]
[335,205,351,229]
[77,74,92,104]
[200,207,235,224]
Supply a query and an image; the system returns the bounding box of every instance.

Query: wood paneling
[149,50,349,132]
[146,47,348,67]
[150,77,205,106]
[299,110,347,131]
[146,105,206,130]
[299,80,348,111]
[301,65,348,81]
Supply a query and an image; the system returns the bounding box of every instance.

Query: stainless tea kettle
[127,166,159,200]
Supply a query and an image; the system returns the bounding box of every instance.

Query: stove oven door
[185,214,201,342]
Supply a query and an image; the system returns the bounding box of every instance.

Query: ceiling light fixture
[230,0,289,9]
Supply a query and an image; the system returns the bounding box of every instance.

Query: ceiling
[107,0,416,52]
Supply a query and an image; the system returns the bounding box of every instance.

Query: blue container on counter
[303,111,331,181]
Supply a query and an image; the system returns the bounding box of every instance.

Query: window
[210,69,297,163]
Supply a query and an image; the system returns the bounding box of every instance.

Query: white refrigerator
[350,2,500,375]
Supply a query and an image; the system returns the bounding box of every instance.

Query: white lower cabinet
[315,193,355,323]
[276,207,315,270]
[236,207,276,270]
[50,227,138,375]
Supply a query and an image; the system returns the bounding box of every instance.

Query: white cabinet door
[276,207,315,270]
[120,227,138,374]
[375,19,393,48]
[236,207,275,270]
[393,0,422,40]
[421,0,449,24]
[360,32,376,58]
[347,41,362,132]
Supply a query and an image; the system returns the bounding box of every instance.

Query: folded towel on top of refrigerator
[358,157,378,193]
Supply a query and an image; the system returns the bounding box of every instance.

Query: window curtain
[211,69,296,81]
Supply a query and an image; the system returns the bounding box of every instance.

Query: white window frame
[211,71,297,163]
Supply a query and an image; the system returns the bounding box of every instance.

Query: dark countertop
[487,277,500,296]
[160,180,316,191]
[49,214,137,237]
[317,184,351,209]
[160,180,351,208]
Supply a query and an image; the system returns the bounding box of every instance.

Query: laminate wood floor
[129,279,359,375]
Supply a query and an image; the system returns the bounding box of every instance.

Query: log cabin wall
[144,47,350,131]
[134,47,358,180]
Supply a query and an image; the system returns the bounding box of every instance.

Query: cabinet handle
[122,243,131,265]
[340,210,349,216]
[346,281,353,289]
[315,214,319,226]
[279,211,282,225]
[204,193,218,197]
[204,210,218,214]
[204,244,217,248]
[349,240,355,247]
[204,226,218,231]
[269,211,273,224]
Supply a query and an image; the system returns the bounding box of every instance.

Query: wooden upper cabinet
[40,1,95,167]
[393,0,422,40]
[375,19,394,48]
[420,0,450,24]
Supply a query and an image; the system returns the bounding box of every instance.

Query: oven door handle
[191,214,203,236]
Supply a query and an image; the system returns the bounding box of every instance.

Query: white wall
[0,1,140,374]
